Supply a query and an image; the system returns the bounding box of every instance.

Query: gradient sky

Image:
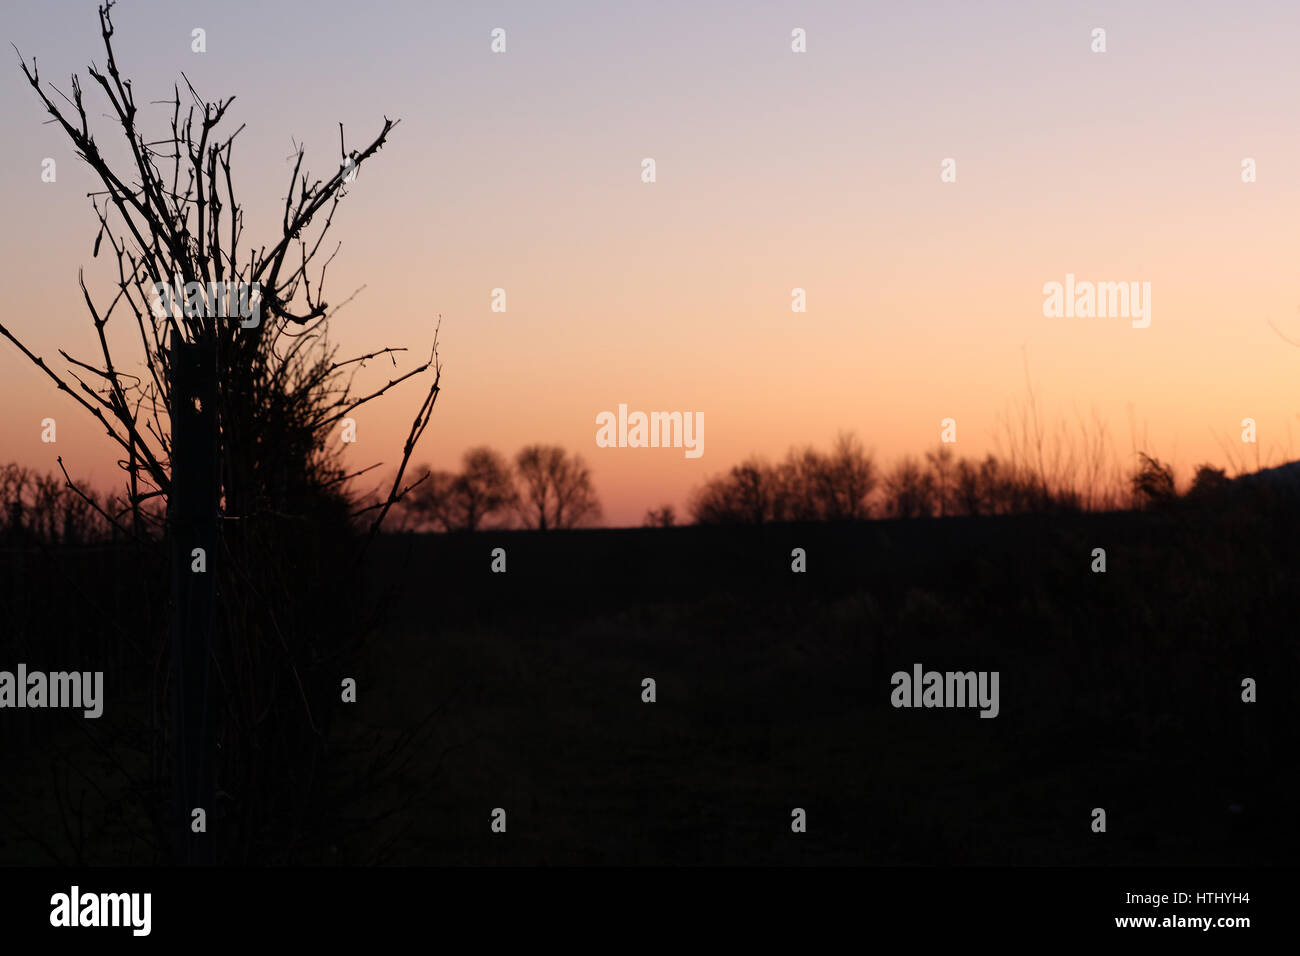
[3,0,1299,525]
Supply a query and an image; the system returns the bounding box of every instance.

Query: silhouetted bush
[1188,464,1231,500]
[1131,452,1177,509]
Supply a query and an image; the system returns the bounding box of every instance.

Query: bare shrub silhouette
[4,2,442,863]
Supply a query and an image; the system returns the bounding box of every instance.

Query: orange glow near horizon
[2,1,1298,525]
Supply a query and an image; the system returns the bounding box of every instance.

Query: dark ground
[2,500,1297,865]
[345,504,1298,865]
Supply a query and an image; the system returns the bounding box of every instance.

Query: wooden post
[167,333,218,864]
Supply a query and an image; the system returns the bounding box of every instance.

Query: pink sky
[2,0,1298,525]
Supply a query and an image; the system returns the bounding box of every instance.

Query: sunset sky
[2,0,1298,526]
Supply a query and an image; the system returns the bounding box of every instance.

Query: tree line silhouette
[1,442,1250,546]
[0,463,113,545]
[395,445,601,531]
[685,433,1242,525]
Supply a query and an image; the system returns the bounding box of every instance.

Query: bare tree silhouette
[405,447,517,531]
[882,455,935,518]
[514,445,602,530]
[924,445,956,517]
[776,433,877,521]
[690,458,782,525]
[643,505,677,528]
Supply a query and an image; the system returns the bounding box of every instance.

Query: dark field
[346,504,1299,865]
[3,500,1297,865]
